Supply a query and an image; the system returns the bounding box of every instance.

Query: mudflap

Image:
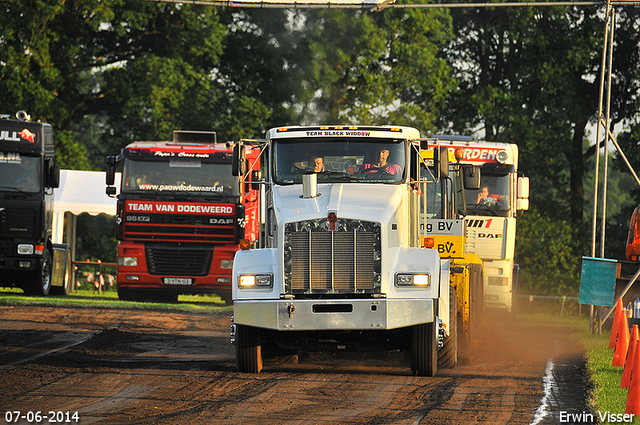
[51,243,72,295]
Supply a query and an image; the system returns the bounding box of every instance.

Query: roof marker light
[455,148,464,161]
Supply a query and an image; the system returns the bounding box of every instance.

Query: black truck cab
[0,112,64,295]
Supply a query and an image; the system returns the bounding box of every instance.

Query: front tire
[411,322,437,377]
[236,324,263,373]
[117,286,139,301]
[468,264,484,350]
[25,250,52,296]
[438,286,458,369]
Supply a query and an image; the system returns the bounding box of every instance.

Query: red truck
[106,131,261,303]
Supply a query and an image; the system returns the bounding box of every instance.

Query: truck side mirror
[462,165,481,190]
[49,164,60,188]
[433,147,449,179]
[232,143,247,176]
[517,176,530,210]
[106,155,117,186]
[251,170,262,191]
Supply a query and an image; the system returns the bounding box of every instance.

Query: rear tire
[236,324,263,373]
[438,286,458,369]
[411,322,437,377]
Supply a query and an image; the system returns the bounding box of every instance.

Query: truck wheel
[146,291,178,303]
[438,286,458,369]
[236,324,263,373]
[217,290,233,306]
[468,264,484,349]
[411,322,437,377]
[117,287,139,301]
[25,250,52,296]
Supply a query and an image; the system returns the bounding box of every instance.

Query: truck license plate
[163,278,193,286]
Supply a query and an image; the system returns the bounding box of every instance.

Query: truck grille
[284,219,380,294]
[0,207,36,237]
[146,246,212,276]
[123,213,236,244]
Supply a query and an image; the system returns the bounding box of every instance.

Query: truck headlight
[118,256,138,267]
[238,274,272,288]
[17,244,34,255]
[220,259,234,269]
[395,273,431,287]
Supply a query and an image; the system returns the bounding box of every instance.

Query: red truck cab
[106,131,261,303]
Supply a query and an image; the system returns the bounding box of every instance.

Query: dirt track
[0,304,588,424]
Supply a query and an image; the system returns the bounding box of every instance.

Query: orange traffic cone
[622,325,640,388]
[611,298,625,349]
[626,335,640,414]
[614,306,631,367]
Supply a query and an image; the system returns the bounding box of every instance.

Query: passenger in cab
[359,147,402,175]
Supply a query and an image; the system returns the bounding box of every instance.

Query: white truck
[425,137,529,312]
[231,125,451,376]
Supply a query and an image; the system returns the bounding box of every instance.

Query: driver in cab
[477,186,501,206]
[358,147,402,175]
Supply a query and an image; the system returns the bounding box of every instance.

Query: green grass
[0,287,231,313]
[580,327,640,424]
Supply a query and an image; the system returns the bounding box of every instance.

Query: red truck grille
[146,246,212,276]
[123,213,236,244]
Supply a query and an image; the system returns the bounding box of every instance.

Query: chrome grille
[285,219,380,294]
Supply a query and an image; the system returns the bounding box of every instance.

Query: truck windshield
[272,138,406,185]
[420,164,465,219]
[464,173,510,217]
[121,158,239,196]
[0,154,40,193]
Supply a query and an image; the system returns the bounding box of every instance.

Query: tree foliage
[516,208,583,296]
[2,0,640,292]
[298,5,455,129]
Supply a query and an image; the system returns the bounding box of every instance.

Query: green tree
[516,207,583,296]
[295,5,455,130]
[441,5,605,226]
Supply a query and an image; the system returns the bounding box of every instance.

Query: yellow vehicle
[419,144,484,368]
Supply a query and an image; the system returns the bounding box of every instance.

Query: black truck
[0,111,71,295]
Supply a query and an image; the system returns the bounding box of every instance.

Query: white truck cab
[231,125,450,376]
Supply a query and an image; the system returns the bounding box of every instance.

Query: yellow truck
[419,144,484,368]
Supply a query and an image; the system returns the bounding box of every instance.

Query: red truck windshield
[121,158,239,196]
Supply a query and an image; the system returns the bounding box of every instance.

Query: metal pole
[599,6,615,260]
[590,1,611,332]
[591,4,609,259]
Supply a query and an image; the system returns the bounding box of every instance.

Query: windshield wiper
[316,172,365,182]
[2,187,33,197]
[467,203,501,217]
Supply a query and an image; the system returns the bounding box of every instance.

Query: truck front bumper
[233,298,435,331]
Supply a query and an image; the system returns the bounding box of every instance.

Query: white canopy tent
[52,170,120,259]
